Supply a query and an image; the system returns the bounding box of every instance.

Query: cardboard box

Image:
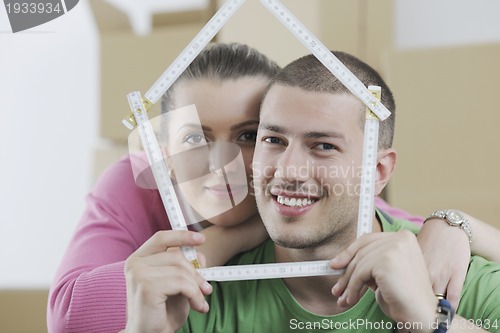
[216,0,392,69]
[90,0,211,143]
[383,44,500,228]
[216,0,392,201]
[0,290,49,333]
[92,141,129,183]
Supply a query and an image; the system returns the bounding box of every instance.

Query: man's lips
[271,194,318,217]
[276,195,316,207]
[268,187,320,209]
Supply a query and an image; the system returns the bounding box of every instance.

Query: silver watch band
[424,210,472,244]
[460,219,473,245]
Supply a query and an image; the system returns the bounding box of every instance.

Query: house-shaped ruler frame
[125,0,393,280]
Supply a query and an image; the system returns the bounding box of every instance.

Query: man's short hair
[267,51,396,149]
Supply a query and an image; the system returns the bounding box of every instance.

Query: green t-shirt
[180,212,500,333]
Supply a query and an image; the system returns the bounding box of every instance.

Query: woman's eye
[237,131,257,143]
[184,133,207,144]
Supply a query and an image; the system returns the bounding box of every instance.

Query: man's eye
[263,137,283,145]
[184,133,207,144]
[313,143,337,150]
[237,132,257,143]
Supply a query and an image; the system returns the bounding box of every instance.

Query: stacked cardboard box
[383,44,500,228]
[89,0,213,181]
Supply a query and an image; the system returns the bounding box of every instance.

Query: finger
[134,230,205,257]
[446,275,464,311]
[167,268,212,313]
[330,233,386,269]
[337,236,393,306]
[341,254,375,306]
[331,253,359,298]
[332,236,386,300]
[135,250,203,279]
[331,236,371,297]
[429,270,448,301]
[159,267,211,313]
[196,252,207,268]
[129,264,211,313]
[141,248,199,267]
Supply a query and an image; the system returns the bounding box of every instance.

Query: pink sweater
[47,156,423,333]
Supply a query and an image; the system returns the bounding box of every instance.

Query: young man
[122,52,500,333]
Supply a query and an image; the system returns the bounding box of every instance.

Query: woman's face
[164,77,269,226]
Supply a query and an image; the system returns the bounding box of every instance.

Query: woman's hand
[123,230,212,333]
[417,218,470,310]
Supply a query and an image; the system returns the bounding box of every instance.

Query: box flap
[90,0,210,35]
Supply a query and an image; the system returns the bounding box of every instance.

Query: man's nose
[274,144,310,182]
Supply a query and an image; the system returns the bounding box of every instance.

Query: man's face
[253,85,365,250]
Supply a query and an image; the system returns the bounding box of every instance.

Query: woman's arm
[48,157,166,333]
[465,212,500,262]
[197,214,268,267]
[49,156,267,333]
[376,197,500,262]
[377,196,500,310]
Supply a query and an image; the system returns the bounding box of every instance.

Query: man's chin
[270,235,312,250]
[270,230,335,250]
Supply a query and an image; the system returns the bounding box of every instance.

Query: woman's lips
[205,184,247,199]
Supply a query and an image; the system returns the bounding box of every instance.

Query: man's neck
[273,215,383,315]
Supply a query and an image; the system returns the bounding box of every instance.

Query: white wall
[395,0,500,50]
[0,2,98,288]
[2,0,500,289]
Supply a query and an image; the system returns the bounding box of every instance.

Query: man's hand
[330,230,437,330]
[123,230,212,333]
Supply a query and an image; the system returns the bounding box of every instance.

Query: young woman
[48,43,280,333]
[48,43,491,333]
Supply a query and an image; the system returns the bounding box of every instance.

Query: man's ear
[374,148,396,196]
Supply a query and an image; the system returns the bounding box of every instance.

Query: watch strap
[424,210,472,244]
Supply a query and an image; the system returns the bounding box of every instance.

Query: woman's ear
[374,148,396,196]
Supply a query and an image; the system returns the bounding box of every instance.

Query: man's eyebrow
[258,123,286,134]
[259,123,345,140]
[230,120,259,131]
[305,131,346,140]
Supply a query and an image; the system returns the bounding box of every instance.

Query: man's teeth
[277,195,314,207]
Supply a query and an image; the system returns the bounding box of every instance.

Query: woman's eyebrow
[178,123,212,132]
[230,120,259,131]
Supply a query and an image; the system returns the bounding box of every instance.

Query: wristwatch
[424,210,472,244]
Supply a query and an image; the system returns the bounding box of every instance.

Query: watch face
[447,210,463,225]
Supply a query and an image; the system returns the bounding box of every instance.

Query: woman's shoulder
[89,154,168,229]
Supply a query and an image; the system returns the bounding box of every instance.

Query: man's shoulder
[377,209,421,235]
[459,256,500,328]
[462,255,500,295]
[464,256,500,288]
